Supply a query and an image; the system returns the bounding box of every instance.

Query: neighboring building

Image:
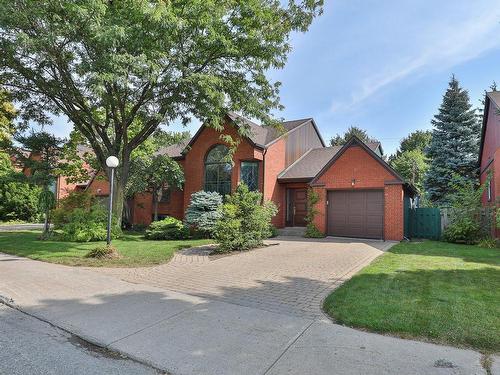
[479,91,500,238]
[131,113,415,240]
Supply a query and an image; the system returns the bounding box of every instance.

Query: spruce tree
[425,76,480,205]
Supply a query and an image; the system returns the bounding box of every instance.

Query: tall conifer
[425,76,480,204]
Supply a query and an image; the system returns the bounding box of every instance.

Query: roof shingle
[278,142,382,181]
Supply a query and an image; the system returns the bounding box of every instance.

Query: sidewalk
[0,253,492,375]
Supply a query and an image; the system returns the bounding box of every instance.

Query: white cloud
[331,3,500,112]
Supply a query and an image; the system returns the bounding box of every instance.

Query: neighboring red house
[479,91,500,238]
[129,113,414,241]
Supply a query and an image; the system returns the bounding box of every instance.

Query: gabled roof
[278,141,381,182]
[227,112,325,147]
[156,140,189,160]
[479,91,500,166]
[309,136,417,194]
[179,113,325,157]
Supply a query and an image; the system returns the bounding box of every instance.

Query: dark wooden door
[292,189,308,226]
[327,190,383,239]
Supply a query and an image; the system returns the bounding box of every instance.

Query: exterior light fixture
[105,156,119,245]
[351,178,356,187]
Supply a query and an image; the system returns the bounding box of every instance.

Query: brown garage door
[327,190,384,239]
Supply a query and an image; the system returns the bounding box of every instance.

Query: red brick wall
[263,138,287,227]
[131,187,185,226]
[182,121,264,213]
[384,184,404,240]
[56,176,80,200]
[312,145,404,241]
[480,100,500,238]
[86,172,110,196]
[480,100,500,207]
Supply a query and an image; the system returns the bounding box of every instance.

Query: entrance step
[277,227,306,237]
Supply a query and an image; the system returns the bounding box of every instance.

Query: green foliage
[0,89,16,144]
[442,219,481,245]
[0,180,41,222]
[0,0,323,224]
[442,176,490,244]
[329,126,378,147]
[0,150,11,174]
[0,151,41,222]
[145,217,189,240]
[425,77,480,205]
[214,184,277,252]
[59,203,121,242]
[85,245,120,259]
[388,130,432,164]
[304,189,325,238]
[390,149,429,192]
[52,191,95,227]
[477,238,498,249]
[399,130,432,154]
[185,191,223,237]
[305,223,325,238]
[269,225,279,238]
[127,153,184,222]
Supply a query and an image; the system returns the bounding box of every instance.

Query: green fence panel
[409,207,441,240]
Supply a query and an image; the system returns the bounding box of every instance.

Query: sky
[45,0,500,156]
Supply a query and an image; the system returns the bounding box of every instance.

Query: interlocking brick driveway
[96,237,395,320]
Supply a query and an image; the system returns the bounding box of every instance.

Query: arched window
[204,145,232,195]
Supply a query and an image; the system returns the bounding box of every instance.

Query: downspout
[261,147,267,204]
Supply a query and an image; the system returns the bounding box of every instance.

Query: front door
[288,189,308,226]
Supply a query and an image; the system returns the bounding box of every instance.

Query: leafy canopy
[0,89,16,144]
[0,0,323,170]
[329,126,378,147]
[390,149,428,193]
[0,0,322,222]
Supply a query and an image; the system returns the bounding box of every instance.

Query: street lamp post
[105,156,119,245]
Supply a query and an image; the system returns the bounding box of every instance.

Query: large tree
[0,0,323,222]
[424,76,480,205]
[329,126,378,147]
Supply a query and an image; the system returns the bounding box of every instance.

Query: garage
[327,190,384,239]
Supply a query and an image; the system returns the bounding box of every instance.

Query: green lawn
[0,231,212,267]
[323,241,500,353]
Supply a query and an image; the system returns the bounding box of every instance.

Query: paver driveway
[97,237,394,320]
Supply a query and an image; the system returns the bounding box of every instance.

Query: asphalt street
[0,304,163,375]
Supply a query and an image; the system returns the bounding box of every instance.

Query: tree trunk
[153,189,159,221]
[112,178,125,227]
[107,153,130,228]
[42,207,50,238]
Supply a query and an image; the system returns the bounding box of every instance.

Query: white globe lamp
[105,156,119,245]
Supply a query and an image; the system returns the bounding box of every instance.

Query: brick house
[129,113,415,241]
[479,91,500,238]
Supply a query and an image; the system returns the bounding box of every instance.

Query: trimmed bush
[85,245,121,259]
[59,202,121,242]
[184,191,222,237]
[214,184,277,252]
[145,216,189,240]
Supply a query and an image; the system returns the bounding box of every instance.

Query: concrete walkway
[0,247,493,375]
